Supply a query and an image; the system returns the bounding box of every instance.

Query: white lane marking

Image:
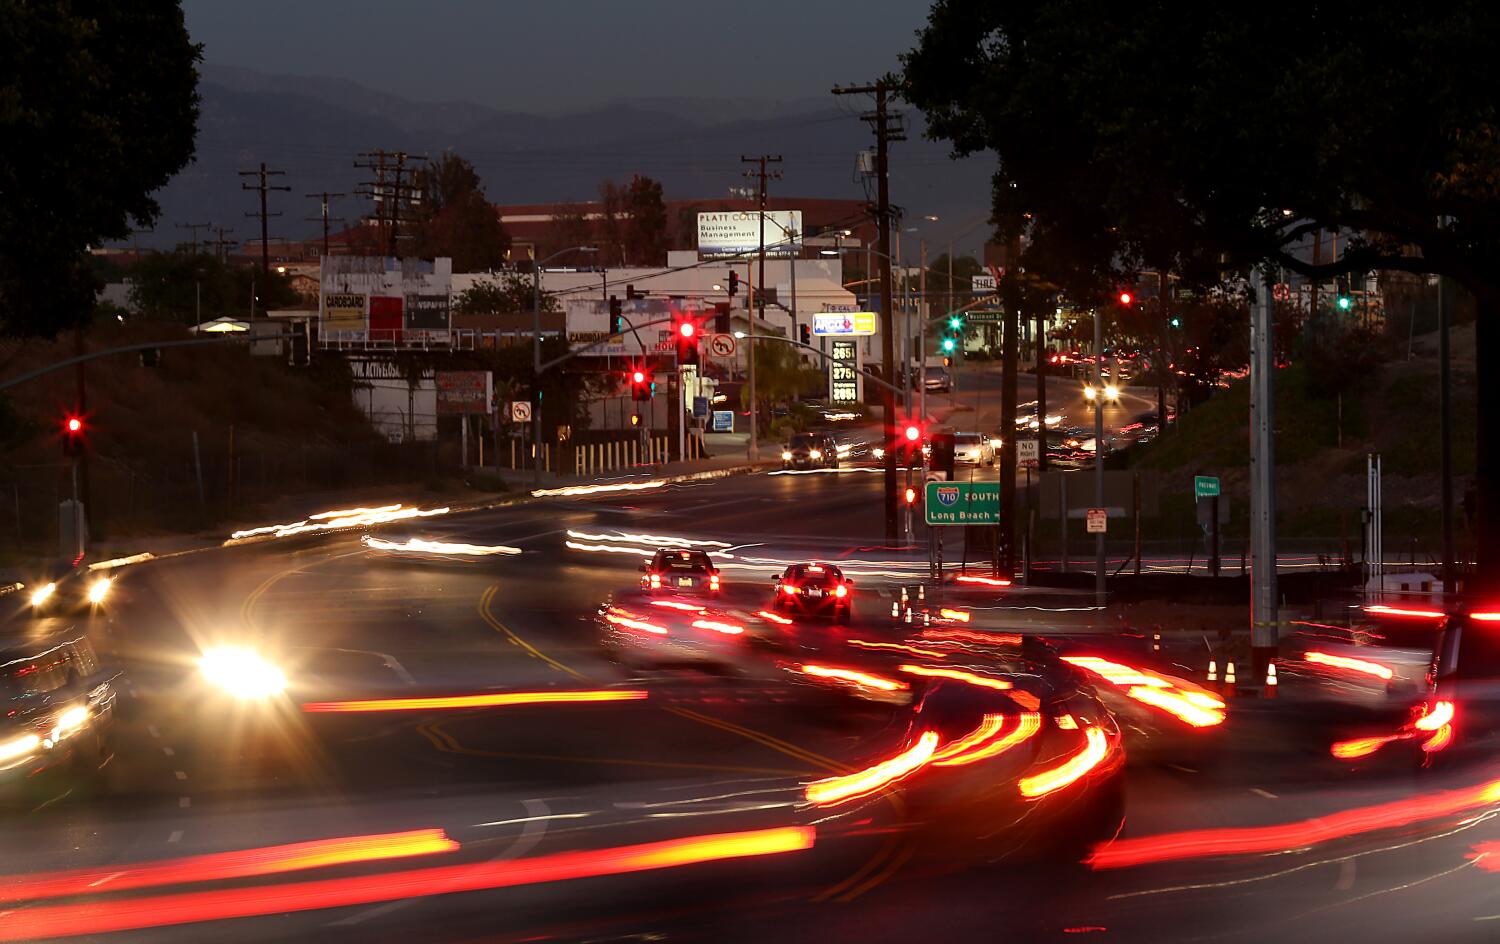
[1250,787,1278,800]
[88,871,125,888]
[162,746,175,757]
[331,798,556,927]
[174,770,188,781]
[167,830,183,844]
[147,725,161,738]
[179,797,191,808]
[475,812,589,829]
[1335,859,1356,890]
[1166,763,1198,774]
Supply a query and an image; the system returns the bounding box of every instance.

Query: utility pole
[740,154,782,463]
[1094,303,1106,605]
[1036,297,1049,474]
[834,81,904,542]
[1249,266,1279,680]
[209,226,235,263]
[175,221,211,256]
[354,150,390,252]
[305,192,346,258]
[239,162,289,280]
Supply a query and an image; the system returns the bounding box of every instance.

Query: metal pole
[1249,266,1279,676]
[532,260,542,488]
[1440,271,1455,594]
[748,257,758,461]
[1094,306,1105,605]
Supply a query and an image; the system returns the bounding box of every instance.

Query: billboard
[435,371,493,415]
[404,293,450,331]
[322,292,366,332]
[697,210,802,258]
[812,311,878,336]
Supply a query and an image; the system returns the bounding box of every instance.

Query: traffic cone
[1224,662,1238,697]
[900,587,909,606]
[904,606,913,625]
[918,585,926,602]
[1152,633,1162,654]
[923,610,931,627]
[1263,662,1278,699]
[1207,659,1218,686]
[891,600,900,620]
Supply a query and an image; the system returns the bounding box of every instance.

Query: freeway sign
[924,481,1000,525]
[1194,475,1220,499]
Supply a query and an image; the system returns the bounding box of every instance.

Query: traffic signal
[609,295,624,334]
[726,270,740,297]
[630,413,642,426]
[1337,295,1352,311]
[799,323,811,346]
[904,486,917,506]
[904,424,921,444]
[941,337,956,353]
[714,305,731,333]
[929,430,956,478]
[1169,316,1182,328]
[948,315,964,331]
[62,414,84,457]
[140,347,162,368]
[630,368,651,401]
[288,322,308,367]
[675,318,700,365]
[1118,291,1133,305]
[626,284,643,301]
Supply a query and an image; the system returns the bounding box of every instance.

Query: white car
[955,432,996,465]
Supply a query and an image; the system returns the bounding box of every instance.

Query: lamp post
[1088,307,1119,606]
[533,246,597,487]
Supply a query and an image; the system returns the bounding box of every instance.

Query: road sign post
[1195,475,1221,577]
[1086,507,1107,534]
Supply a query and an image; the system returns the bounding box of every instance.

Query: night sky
[183,0,933,111]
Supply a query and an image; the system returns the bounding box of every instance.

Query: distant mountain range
[131,63,997,253]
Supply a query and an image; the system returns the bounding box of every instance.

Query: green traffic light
[948,316,963,330]
[941,337,956,353]
[1170,317,1181,328]
[1337,296,1352,311]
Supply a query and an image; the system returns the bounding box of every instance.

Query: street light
[1103,384,1120,401]
[532,245,598,487]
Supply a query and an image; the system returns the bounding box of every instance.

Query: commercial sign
[697,210,803,258]
[812,311,878,336]
[712,410,734,432]
[435,371,492,415]
[404,293,450,331]
[924,481,1001,525]
[829,339,861,404]
[322,292,366,332]
[972,274,997,293]
[1194,475,1221,499]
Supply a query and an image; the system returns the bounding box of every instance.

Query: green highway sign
[925,481,1001,525]
[962,310,1004,324]
[1194,475,1220,499]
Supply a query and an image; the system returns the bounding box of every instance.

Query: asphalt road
[4,470,1499,943]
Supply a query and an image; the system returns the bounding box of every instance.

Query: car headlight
[44,705,90,747]
[782,451,793,461]
[88,577,112,605]
[872,447,885,459]
[199,647,287,699]
[0,733,41,762]
[810,450,823,459]
[29,583,56,607]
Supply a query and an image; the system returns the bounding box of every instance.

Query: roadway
[3,471,1498,942]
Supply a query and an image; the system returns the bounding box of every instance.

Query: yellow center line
[478,584,588,680]
[666,706,847,775]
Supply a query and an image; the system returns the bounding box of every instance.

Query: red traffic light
[904,487,917,505]
[678,321,696,339]
[1118,292,1133,305]
[65,417,82,434]
[631,370,646,384]
[904,425,921,442]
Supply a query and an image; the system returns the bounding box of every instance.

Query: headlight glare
[199,647,287,700]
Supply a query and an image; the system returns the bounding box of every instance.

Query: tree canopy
[454,273,557,316]
[0,1,201,337]
[410,153,511,271]
[900,1,1500,301]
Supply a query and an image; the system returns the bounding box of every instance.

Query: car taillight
[710,575,720,590]
[834,584,848,598]
[783,584,799,596]
[649,573,661,589]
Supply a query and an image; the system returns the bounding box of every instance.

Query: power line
[209,226,236,262]
[239,162,291,277]
[354,150,424,256]
[175,221,212,255]
[305,191,347,259]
